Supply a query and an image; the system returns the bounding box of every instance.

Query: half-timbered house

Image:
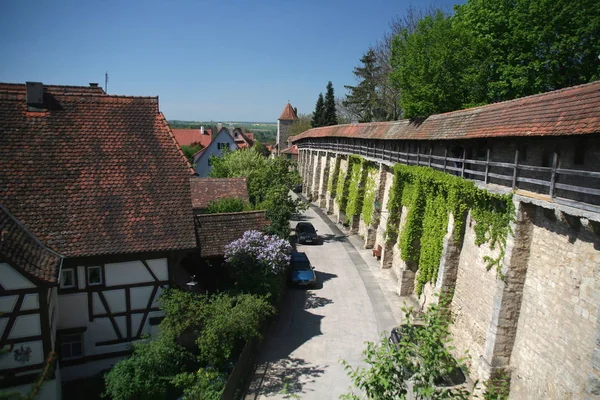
[0,82,198,397]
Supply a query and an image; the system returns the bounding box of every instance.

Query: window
[60,333,83,359]
[87,266,103,286]
[60,268,75,289]
[217,143,230,150]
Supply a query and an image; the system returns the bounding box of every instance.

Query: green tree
[252,139,271,157]
[289,113,313,136]
[205,197,249,214]
[180,143,203,166]
[103,335,195,400]
[341,298,471,399]
[454,0,600,103]
[323,81,338,126]
[311,93,325,128]
[209,147,305,237]
[343,50,387,122]
[390,10,470,119]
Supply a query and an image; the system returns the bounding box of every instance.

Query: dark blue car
[289,252,316,287]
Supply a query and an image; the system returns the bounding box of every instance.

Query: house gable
[193,130,239,177]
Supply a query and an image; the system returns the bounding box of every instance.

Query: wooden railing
[297,140,600,213]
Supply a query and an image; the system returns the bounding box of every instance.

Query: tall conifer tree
[323,81,338,126]
[311,93,325,127]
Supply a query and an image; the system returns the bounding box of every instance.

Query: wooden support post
[512,149,519,189]
[549,152,559,198]
[443,147,448,173]
[484,148,491,184]
[428,146,432,167]
[461,149,466,177]
[416,144,420,166]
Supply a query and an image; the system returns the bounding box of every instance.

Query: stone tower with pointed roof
[277,102,298,155]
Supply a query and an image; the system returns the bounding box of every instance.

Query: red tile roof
[279,103,298,121]
[281,145,298,155]
[171,128,212,147]
[0,83,198,262]
[196,211,270,257]
[190,178,249,209]
[291,81,600,142]
[0,205,63,283]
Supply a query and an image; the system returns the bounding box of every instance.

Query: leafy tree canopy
[389,0,600,119]
[205,197,250,214]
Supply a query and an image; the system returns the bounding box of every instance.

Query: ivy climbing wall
[298,150,600,399]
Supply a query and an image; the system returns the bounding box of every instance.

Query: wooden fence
[298,140,600,213]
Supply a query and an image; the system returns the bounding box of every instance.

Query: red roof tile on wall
[291,81,600,142]
[196,211,270,257]
[171,128,212,147]
[0,83,198,260]
[190,178,249,209]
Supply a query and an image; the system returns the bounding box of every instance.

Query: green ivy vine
[328,157,341,198]
[336,155,362,213]
[345,158,365,219]
[385,164,514,294]
[361,165,378,226]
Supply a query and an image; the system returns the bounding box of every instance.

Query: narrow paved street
[246,198,407,399]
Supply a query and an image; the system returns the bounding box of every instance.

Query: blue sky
[0,0,461,122]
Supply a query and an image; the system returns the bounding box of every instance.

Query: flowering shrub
[225,230,292,276]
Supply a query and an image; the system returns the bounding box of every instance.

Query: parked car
[289,252,316,287]
[293,183,302,193]
[295,222,319,244]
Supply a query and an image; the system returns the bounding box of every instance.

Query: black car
[295,222,318,244]
[293,183,302,193]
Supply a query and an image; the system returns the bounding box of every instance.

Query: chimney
[200,126,205,134]
[217,122,222,132]
[89,83,99,88]
[26,82,44,110]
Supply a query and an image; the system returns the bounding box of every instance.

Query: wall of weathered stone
[509,207,600,399]
[296,150,600,399]
[449,212,501,382]
[333,156,348,222]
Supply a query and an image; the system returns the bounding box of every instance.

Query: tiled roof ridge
[290,80,600,142]
[160,112,195,175]
[0,204,63,257]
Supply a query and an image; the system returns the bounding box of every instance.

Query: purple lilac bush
[224,230,292,276]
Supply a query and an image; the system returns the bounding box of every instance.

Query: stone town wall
[375,169,395,267]
[509,207,600,399]
[449,211,501,382]
[298,151,600,399]
[333,156,348,221]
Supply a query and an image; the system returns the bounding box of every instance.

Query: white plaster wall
[130,286,153,310]
[57,293,88,328]
[105,261,153,286]
[0,295,17,313]
[21,293,39,311]
[0,340,44,370]
[77,266,86,289]
[10,314,41,338]
[87,318,118,345]
[104,289,126,313]
[146,258,168,281]
[0,262,35,290]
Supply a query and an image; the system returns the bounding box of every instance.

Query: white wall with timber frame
[57,256,169,381]
[0,262,61,399]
